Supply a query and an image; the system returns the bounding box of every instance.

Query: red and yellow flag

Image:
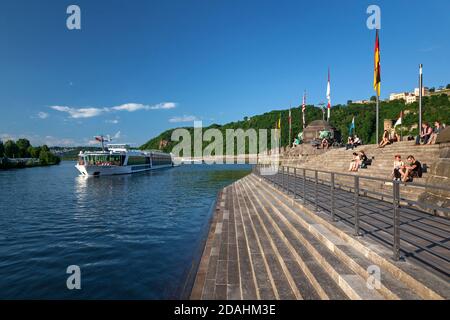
[373,29,381,96]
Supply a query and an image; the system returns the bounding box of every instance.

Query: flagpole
[302,90,306,130]
[289,106,291,147]
[376,95,379,145]
[419,64,423,131]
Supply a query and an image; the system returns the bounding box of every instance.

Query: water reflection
[0,162,251,299]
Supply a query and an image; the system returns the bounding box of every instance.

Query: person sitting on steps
[391,154,404,181]
[353,135,362,147]
[415,122,433,145]
[359,150,370,169]
[320,138,329,149]
[346,136,354,150]
[428,121,443,145]
[378,130,390,148]
[400,155,422,182]
[348,152,360,172]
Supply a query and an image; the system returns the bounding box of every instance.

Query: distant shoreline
[0,158,60,170]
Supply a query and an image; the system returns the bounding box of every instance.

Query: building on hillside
[406,94,418,104]
[389,92,409,101]
[414,87,429,96]
[353,99,371,104]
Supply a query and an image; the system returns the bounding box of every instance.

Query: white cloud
[105,119,119,124]
[50,102,177,119]
[112,102,177,112]
[50,106,108,119]
[38,112,49,119]
[169,115,198,123]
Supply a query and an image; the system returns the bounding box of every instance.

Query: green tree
[446,84,450,89]
[16,138,31,158]
[0,141,4,157]
[28,146,41,159]
[370,96,377,102]
[429,87,435,93]
[4,140,19,158]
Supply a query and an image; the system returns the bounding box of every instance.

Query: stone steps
[243,176,398,299]
[251,173,449,299]
[245,175,426,300]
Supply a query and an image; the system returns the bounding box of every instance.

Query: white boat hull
[75,164,173,176]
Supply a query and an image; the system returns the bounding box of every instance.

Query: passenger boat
[75,144,174,176]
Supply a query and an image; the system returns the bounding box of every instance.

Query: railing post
[393,181,401,261]
[294,167,297,199]
[286,167,289,194]
[303,168,306,204]
[315,170,319,212]
[354,176,361,236]
[331,172,336,221]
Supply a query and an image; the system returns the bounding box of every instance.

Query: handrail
[281,164,450,193]
[253,164,450,262]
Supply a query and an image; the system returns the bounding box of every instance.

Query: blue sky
[1,0,449,146]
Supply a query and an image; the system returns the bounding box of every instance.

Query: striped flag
[326,68,331,120]
[302,90,306,129]
[373,29,381,97]
[302,90,306,112]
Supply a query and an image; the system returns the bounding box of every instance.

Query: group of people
[378,129,401,148]
[348,150,370,172]
[346,135,362,150]
[416,121,443,145]
[391,154,422,182]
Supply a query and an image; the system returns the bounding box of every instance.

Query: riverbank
[0,157,60,169]
[191,173,449,300]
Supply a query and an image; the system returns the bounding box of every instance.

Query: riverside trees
[0,138,60,168]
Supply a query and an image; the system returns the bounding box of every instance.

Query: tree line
[140,93,450,154]
[0,138,61,167]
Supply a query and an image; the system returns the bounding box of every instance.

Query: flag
[278,114,281,129]
[349,117,355,134]
[373,29,381,97]
[326,68,331,120]
[302,90,306,129]
[394,111,403,127]
[288,109,292,127]
[302,90,306,113]
[95,136,104,142]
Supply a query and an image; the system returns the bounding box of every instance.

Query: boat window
[85,155,123,166]
[127,156,148,166]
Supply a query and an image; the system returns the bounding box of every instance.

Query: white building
[389,92,409,101]
[414,87,429,96]
[406,94,418,104]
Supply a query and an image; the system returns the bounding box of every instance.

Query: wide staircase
[191,174,449,300]
[285,141,442,209]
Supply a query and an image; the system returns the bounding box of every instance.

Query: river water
[0,161,250,299]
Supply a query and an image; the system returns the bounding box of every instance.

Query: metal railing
[253,164,450,262]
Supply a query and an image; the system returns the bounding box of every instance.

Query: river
[0,161,251,299]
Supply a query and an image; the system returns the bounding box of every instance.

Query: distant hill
[140,94,450,153]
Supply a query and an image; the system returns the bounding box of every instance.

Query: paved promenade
[190,173,450,300]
